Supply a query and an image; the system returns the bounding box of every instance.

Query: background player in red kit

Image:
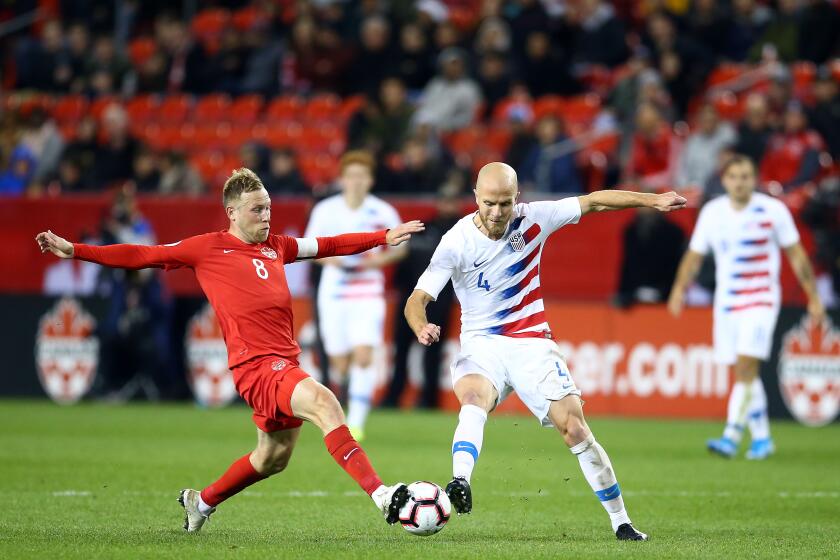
[35,168,425,532]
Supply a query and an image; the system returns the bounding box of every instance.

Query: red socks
[324,425,382,495]
[200,453,267,507]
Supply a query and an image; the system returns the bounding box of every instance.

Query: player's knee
[459,389,492,410]
[351,347,374,368]
[557,415,589,445]
[252,449,292,476]
[310,385,345,432]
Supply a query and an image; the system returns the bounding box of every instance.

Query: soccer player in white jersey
[669,155,824,460]
[305,151,404,441]
[405,162,686,541]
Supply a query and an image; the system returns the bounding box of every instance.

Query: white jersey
[689,192,800,314]
[305,193,401,300]
[416,198,581,340]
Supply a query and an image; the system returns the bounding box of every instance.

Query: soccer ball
[398,481,451,536]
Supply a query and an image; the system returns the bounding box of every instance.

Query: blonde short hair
[223,168,264,206]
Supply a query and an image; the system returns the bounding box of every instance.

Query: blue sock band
[594,483,621,502]
[452,441,479,462]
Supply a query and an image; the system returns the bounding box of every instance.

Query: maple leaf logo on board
[185,303,237,407]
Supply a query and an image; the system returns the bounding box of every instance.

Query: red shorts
[232,355,310,433]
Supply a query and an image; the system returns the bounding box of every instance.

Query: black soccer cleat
[445,476,473,514]
[385,483,411,525]
[615,523,648,541]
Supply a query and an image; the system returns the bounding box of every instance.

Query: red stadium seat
[194,94,232,123]
[711,91,746,121]
[706,63,748,88]
[561,94,601,124]
[125,95,159,123]
[191,9,230,43]
[128,37,157,68]
[300,123,345,154]
[158,95,192,123]
[52,95,88,124]
[265,96,305,122]
[90,96,120,121]
[232,6,266,31]
[262,122,303,148]
[792,61,816,88]
[229,95,264,123]
[445,126,485,156]
[304,94,342,122]
[533,95,564,120]
[485,127,512,154]
[340,95,365,119]
[299,153,337,186]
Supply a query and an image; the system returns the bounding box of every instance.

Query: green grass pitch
[1,400,838,559]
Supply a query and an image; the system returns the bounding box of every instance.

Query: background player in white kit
[404,162,686,541]
[305,151,404,441]
[669,155,824,460]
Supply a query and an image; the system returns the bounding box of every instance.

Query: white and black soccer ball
[398,481,451,536]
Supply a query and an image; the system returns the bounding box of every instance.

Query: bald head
[474,162,519,239]
[476,162,518,196]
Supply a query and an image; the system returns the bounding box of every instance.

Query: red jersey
[760,130,824,186]
[73,229,387,369]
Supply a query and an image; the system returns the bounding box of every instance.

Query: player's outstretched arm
[784,242,825,324]
[37,229,196,270]
[404,289,441,346]
[311,221,425,260]
[577,190,686,216]
[36,230,74,258]
[667,250,704,317]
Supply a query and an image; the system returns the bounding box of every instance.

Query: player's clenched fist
[416,323,441,346]
[386,220,425,246]
[35,230,74,258]
[652,191,687,212]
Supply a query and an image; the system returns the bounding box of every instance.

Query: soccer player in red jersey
[35,168,424,532]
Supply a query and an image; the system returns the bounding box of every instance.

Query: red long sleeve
[73,240,197,270]
[315,230,387,258]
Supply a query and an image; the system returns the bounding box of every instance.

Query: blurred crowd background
[1,0,839,402]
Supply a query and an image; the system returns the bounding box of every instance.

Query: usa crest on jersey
[508,231,525,252]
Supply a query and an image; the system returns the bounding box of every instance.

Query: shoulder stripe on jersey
[730,287,771,295]
[506,216,525,236]
[505,244,540,276]
[496,286,543,319]
[735,254,769,263]
[522,223,541,244]
[500,266,539,299]
[733,271,770,279]
[487,310,547,335]
[724,301,773,312]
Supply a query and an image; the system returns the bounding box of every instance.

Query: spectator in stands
[135,50,169,93]
[84,35,132,96]
[798,0,840,64]
[735,92,774,163]
[703,146,737,202]
[503,85,538,170]
[566,0,630,68]
[65,22,91,92]
[383,182,462,410]
[748,0,802,63]
[802,176,840,307]
[433,20,464,52]
[760,101,825,190]
[395,22,435,94]
[687,0,732,60]
[645,11,713,117]
[94,104,138,186]
[211,27,247,94]
[14,19,69,92]
[473,16,512,56]
[349,15,398,96]
[0,146,37,195]
[239,20,283,96]
[19,107,64,184]
[48,157,88,193]
[130,147,160,193]
[262,148,310,195]
[239,142,269,177]
[616,207,685,307]
[61,117,99,188]
[677,103,736,190]
[154,13,208,93]
[519,115,584,193]
[808,68,840,158]
[477,52,513,117]
[517,30,579,97]
[625,102,677,189]
[508,0,551,56]
[413,47,482,132]
[290,17,352,93]
[350,77,415,158]
[387,136,449,194]
[727,0,772,61]
[157,151,205,196]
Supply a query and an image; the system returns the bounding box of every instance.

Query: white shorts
[451,334,581,427]
[317,296,385,356]
[713,307,779,365]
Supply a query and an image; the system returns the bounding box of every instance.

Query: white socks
[723,380,750,443]
[197,495,214,517]
[346,364,376,430]
[452,405,488,483]
[746,377,771,441]
[570,434,630,532]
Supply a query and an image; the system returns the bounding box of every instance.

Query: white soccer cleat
[371,483,412,524]
[178,488,214,532]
